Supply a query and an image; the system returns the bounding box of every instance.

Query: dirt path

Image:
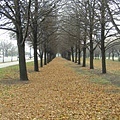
[0,57,120,120]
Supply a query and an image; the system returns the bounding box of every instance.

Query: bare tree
[105,0,120,34]
[29,0,60,69]
[0,0,31,80]
[0,40,11,62]
[0,40,17,62]
[30,0,39,71]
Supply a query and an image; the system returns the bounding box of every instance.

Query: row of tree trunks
[61,51,71,60]
[38,49,56,68]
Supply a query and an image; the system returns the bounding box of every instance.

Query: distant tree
[115,45,120,61]
[9,45,18,62]
[106,38,120,61]
[94,46,101,59]
[0,40,17,62]
[0,40,12,62]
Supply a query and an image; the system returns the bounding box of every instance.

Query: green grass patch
[0,61,34,80]
[0,61,34,98]
[0,65,19,79]
[67,61,120,87]
[90,77,111,85]
[26,61,34,66]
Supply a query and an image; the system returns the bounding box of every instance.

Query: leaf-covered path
[0,57,120,120]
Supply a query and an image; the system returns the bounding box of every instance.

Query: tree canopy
[0,0,120,80]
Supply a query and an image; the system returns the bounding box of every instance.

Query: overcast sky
[0,29,17,46]
[0,30,10,40]
[0,29,32,54]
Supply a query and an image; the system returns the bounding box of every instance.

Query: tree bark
[15,0,28,80]
[108,52,110,59]
[75,44,77,63]
[82,38,86,67]
[17,29,28,80]
[112,50,115,61]
[90,30,94,69]
[40,51,43,67]
[33,0,39,71]
[18,43,28,80]
[67,51,71,61]
[33,36,39,71]
[44,44,47,65]
[78,47,81,65]
[71,46,74,62]
[101,0,106,73]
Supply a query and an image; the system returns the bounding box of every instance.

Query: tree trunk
[118,55,120,61]
[108,52,110,59]
[33,39,39,71]
[101,0,106,73]
[17,30,28,80]
[117,51,120,61]
[90,49,94,69]
[89,23,94,69]
[82,40,86,67]
[75,44,77,63]
[47,53,50,63]
[112,52,114,61]
[29,47,32,59]
[15,0,28,80]
[33,0,39,71]
[101,43,106,73]
[5,50,8,57]
[67,51,71,61]
[71,46,74,62]
[2,50,4,63]
[78,47,81,65]
[49,53,52,62]
[40,51,43,67]
[44,46,47,65]
[18,43,28,80]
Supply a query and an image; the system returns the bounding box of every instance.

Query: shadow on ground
[67,62,120,87]
[0,79,29,85]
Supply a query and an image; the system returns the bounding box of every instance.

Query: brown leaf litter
[0,57,120,120]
